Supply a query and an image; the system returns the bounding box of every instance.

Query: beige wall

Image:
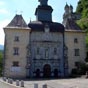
[4,28,30,78]
[65,31,86,74]
[4,27,86,78]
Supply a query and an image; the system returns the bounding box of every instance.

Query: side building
[63,4,86,75]
[3,15,31,78]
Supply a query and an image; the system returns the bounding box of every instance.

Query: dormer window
[45,24,50,33]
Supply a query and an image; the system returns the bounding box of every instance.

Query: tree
[76,0,88,59]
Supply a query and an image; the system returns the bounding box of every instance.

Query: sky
[0,0,79,45]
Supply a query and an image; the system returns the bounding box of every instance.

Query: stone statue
[38,0,48,5]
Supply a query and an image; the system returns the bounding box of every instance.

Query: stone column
[3,77,7,81]
[21,80,24,87]
[43,84,47,88]
[9,79,13,84]
[34,83,38,88]
[16,80,19,86]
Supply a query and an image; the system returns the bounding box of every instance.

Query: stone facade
[4,28,30,78]
[29,32,64,77]
[65,31,86,74]
[3,1,86,78]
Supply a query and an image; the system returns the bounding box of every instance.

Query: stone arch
[43,64,51,78]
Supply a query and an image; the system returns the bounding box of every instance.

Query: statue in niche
[38,0,48,5]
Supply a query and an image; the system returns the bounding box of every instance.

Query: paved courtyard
[0,77,88,88]
[24,78,88,88]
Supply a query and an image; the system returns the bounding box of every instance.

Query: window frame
[12,61,19,67]
[14,36,19,42]
[13,47,19,55]
[74,49,80,56]
[74,38,78,43]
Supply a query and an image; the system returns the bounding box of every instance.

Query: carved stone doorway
[43,64,51,78]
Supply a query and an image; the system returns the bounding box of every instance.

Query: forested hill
[0,45,4,50]
[76,0,88,50]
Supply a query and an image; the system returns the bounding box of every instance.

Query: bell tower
[35,0,53,22]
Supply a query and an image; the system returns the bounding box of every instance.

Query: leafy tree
[76,0,88,16]
[76,0,88,59]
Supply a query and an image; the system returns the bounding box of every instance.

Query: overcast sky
[0,0,79,45]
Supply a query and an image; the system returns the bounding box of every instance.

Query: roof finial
[66,2,67,5]
[20,11,23,15]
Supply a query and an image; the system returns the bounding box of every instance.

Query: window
[74,49,80,56]
[45,24,50,33]
[54,48,57,55]
[37,47,40,54]
[13,61,19,67]
[75,62,79,67]
[45,48,49,58]
[14,36,19,42]
[13,47,19,55]
[74,38,78,43]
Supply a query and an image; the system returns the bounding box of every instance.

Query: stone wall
[65,31,86,74]
[4,28,30,78]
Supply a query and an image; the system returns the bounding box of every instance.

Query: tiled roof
[28,21,64,33]
[65,19,82,31]
[6,14,28,28]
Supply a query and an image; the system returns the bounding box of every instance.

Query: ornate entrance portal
[43,64,51,78]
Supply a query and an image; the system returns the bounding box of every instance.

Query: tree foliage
[76,0,88,30]
[76,0,88,18]
[76,0,88,51]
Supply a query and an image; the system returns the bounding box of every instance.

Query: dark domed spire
[65,3,69,10]
[69,4,73,13]
[70,5,73,9]
[64,3,69,15]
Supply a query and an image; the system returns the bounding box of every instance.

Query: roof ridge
[65,18,82,31]
[6,14,28,28]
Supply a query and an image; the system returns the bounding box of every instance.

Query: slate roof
[28,21,64,33]
[65,19,82,31]
[6,14,29,28]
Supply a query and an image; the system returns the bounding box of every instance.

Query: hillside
[0,45,4,50]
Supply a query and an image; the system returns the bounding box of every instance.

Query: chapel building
[3,0,86,78]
